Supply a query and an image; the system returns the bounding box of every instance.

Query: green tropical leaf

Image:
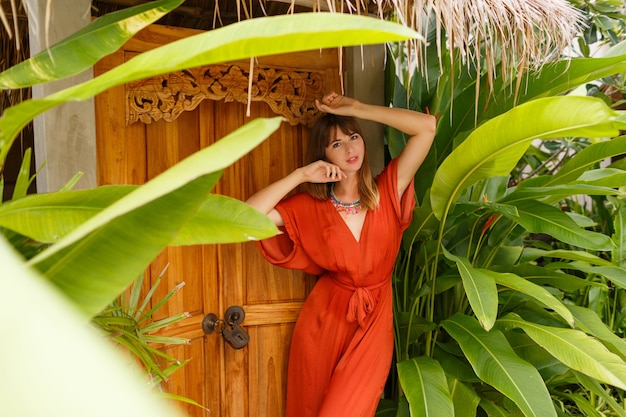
[375,399,398,417]
[0,13,420,166]
[11,147,34,200]
[403,193,440,247]
[574,372,626,417]
[551,390,604,417]
[547,135,626,185]
[442,248,498,330]
[506,200,614,251]
[565,261,626,290]
[442,314,556,417]
[518,39,626,101]
[436,349,480,384]
[376,397,410,417]
[575,167,626,189]
[435,42,626,163]
[28,117,281,317]
[397,356,454,417]
[0,187,277,245]
[505,330,566,378]
[0,237,187,417]
[491,271,574,327]
[0,0,183,88]
[430,96,626,221]
[519,248,613,266]
[497,313,626,391]
[479,399,511,417]
[170,194,277,245]
[568,305,626,361]
[500,184,624,205]
[490,264,595,292]
[0,186,134,242]
[448,377,480,417]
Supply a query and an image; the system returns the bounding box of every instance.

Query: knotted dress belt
[330,276,388,328]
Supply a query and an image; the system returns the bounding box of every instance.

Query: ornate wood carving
[126,64,326,126]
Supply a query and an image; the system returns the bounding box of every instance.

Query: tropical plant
[1,143,195,399]
[0,2,421,416]
[380,7,626,417]
[92,268,191,391]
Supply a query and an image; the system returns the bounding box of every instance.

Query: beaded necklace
[330,184,361,216]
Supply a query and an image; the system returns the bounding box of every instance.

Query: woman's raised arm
[245,160,347,226]
[316,92,436,198]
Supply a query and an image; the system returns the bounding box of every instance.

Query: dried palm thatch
[1,0,585,94]
[1,2,30,109]
[275,0,585,92]
[1,2,33,197]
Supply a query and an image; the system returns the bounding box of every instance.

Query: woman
[246,91,436,417]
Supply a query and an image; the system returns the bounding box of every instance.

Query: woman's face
[324,126,365,174]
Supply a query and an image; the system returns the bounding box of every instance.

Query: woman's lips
[347,156,359,164]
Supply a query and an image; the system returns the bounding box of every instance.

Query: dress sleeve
[255,195,325,276]
[377,158,416,228]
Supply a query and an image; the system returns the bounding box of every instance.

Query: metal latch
[202,305,250,349]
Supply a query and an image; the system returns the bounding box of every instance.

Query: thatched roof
[2,0,586,91]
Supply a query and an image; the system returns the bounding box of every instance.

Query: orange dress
[257,159,415,417]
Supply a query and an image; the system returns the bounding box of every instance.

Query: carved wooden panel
[126,63,326,127]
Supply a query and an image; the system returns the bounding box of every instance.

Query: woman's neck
[332,176,360,201]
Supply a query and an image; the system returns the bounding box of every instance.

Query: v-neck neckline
[329,200,368,243]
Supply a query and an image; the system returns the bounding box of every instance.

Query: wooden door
[94,24,341,417]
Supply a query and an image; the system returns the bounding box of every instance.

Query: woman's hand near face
[315,91,360,116]
[246,160,345,225]
[300,160,347,183]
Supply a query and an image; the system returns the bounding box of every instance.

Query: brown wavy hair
[304,114,379,210]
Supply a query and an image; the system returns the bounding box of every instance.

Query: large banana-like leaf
[568,305,626,360]
[442,248,498,331]
[397,356,454,417]
[430,96,626,221]
[575,168,626,189]
[170,194,278,245]
[490,264,594,292]
[0,186,277,245]
[0,237,187,417]
[500,184,624,205]
[497,313,626,391]
[442,314,556,417]
[505,200,614,251]
[28,117,281,317]
[0,186,134,241]
[518,40,626,103]
[0,0,182,88]
[491,269,574,327]
[0,13,420,166]
[435,42,626,160]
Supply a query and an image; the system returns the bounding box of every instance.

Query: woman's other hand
[300,160,347,183]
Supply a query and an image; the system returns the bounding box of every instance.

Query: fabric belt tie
[333,278,387,328]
